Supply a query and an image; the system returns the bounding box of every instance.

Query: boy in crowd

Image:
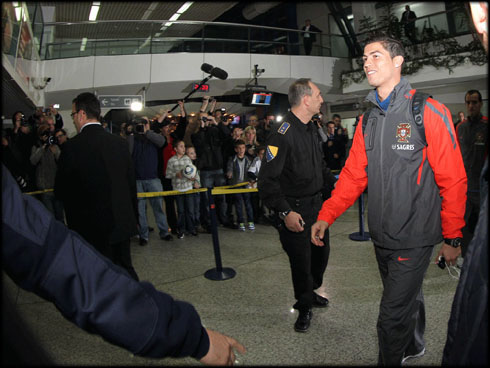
[226,140,254,231]
[166,140,199,238]
[186,145,202,234]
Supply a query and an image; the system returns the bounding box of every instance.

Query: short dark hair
[172,139,184,149]
[332,114,341,120]
[327,121,335,127]
[364,32,405,59]
[465,90,482,102]
[72,92,101,121]
[234,139,246,147]
[288,78,312,108]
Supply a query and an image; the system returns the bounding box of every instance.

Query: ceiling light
[89,2,100,21]
[176,1,193,14]
[169,13,180,22]
[347,14,354,20]
[142,1,159,20]
[164,22,173,27]
[131,101,143,111]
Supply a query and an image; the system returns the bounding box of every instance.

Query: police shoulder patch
[266,145,278,162]
[278,122,290,135]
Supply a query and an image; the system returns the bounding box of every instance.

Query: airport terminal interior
[2,1,488,366]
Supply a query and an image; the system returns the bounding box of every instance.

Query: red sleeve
[424,99,467,238]
[317,116,368,225]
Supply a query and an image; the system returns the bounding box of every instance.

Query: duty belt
[285,191,322,207]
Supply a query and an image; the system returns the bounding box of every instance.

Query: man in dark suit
[401,5,417,44]
[302,19,322,56]
[55,92,139,281]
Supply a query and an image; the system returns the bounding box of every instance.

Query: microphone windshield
[211,67,228,80]
[201,63,214,74]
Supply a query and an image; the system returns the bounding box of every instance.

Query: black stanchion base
[349,232,371,241]
[204,267,236,281]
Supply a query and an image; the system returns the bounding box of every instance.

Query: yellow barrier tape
[25,189,54,195]
[28,173,342,198]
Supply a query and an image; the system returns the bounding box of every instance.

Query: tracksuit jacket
[317,78,467,248]
[2,164,210,360]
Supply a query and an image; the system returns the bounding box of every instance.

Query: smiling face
[363,41,403,95]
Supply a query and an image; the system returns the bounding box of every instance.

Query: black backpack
[361,91,432,144]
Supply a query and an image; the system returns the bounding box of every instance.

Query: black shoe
[177,232,184,239]
[139,238,148,246]
[161,234,173,241]
[148,226,154,232]
[191,231,198,236]
[313,293,329,308]
[294,308,312,333]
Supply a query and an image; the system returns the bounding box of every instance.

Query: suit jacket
[302,24,322,42]
[55,124,138,246]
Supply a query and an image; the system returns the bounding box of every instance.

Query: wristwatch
[278,209,291,221]
[444,238,462,248]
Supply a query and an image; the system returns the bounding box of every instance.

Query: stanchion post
[349,192,371,241]
[204,187,236,281]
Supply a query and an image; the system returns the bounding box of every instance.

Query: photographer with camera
[128,117,173,245]
[10,111,37,191]
[30,123,64,222]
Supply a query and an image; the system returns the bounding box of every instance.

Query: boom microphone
[201,63,214,74]
[210,67,228,80]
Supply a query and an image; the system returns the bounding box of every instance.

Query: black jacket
[258,111,336,212]
[191,124,225,171]
[2,164,210,362]
[55,124,138,246]
[442,158,488,365]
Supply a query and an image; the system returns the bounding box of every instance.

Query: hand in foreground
[434,242,461,267]
[199,328,246,366]
[311,220,330,246]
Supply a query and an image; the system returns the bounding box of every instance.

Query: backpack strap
[411,90,432,144]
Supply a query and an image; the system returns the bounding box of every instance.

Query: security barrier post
[204,187,236,280]
[349,192,371,241]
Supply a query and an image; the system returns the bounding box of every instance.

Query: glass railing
[40,20,344,60]
[354,7,473,46]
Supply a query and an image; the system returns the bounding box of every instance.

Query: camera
[132,118,147,134]
[42,131,58,146]
[201,116,208,122]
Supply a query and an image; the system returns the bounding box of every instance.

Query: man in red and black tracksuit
[456,89,488,257]
[311,33,467,365]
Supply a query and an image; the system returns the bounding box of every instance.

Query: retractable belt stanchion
[204,187,236,281]
[349,191,371,241]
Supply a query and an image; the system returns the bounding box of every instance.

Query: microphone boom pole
[169,63,228,112]
[169,75,212,112]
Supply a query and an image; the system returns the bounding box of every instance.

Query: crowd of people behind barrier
[1,96,351,242]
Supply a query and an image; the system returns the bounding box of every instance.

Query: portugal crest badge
[396,123,411,143]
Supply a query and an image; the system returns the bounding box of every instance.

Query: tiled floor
[2,199,459,365]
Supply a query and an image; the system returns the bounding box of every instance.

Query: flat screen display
[251,92,272,105]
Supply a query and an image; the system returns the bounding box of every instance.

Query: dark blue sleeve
[1,164,210,359]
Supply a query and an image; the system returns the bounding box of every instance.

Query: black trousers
[374,245,433,365]
[304,38,313,55]
[278,193,329,311]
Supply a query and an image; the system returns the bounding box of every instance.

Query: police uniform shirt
[258,111,329,212]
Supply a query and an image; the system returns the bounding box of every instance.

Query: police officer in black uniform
[258,78,336,332]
